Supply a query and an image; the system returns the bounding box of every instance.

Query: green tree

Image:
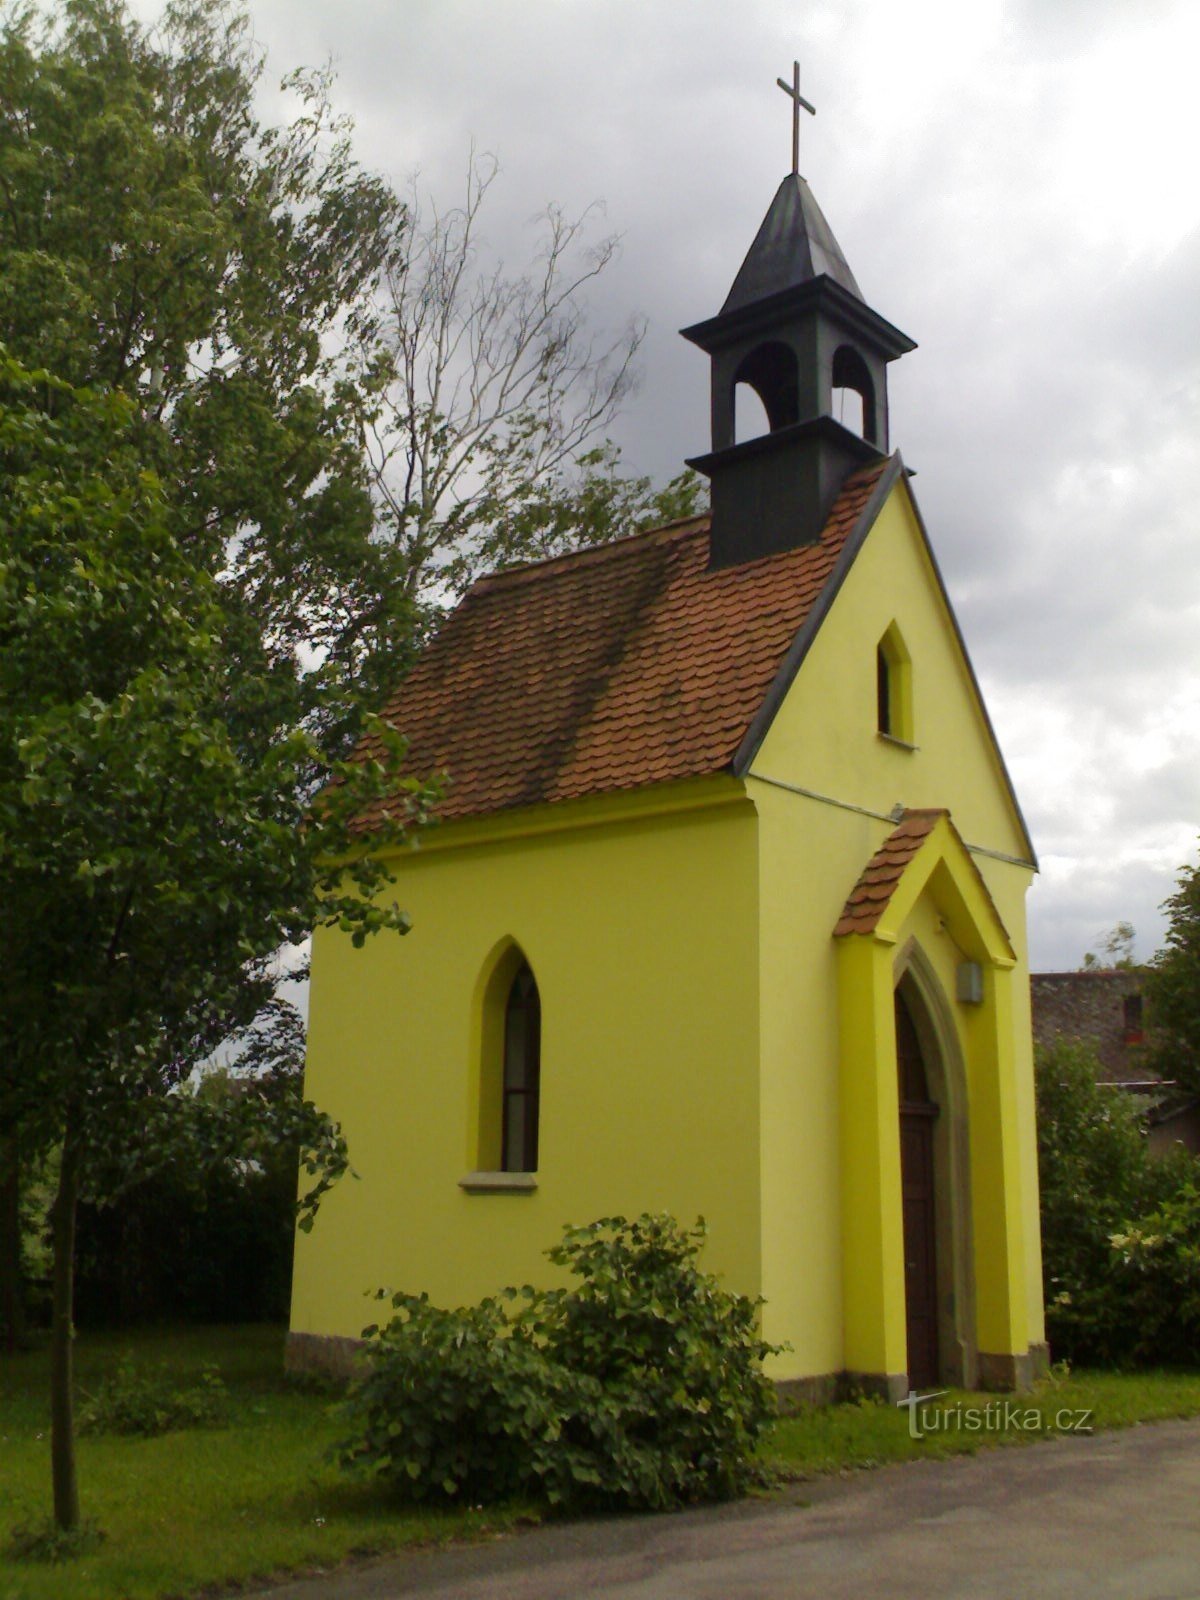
[1036,1038,1155,1360]
[1034,1036,1194,1365]
[0,357,435,1531]
[0,0,416,732]
[74,1002,335,1328]
[0,3,434,1533]
[0,0,700,1531]
[1147,850,1200,1093]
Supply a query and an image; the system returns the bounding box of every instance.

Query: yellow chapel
[289,153,1047,1399]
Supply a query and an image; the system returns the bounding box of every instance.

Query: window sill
[877,731,917,752]
[458,1171,538,1194]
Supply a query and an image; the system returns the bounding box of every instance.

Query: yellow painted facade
[744,477,1045,1383]
[291,787,765,1338]
[290,475,1046,1392]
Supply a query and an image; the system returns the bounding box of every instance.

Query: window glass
[501,964,540,1172]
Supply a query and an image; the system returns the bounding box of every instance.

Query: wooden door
[895,991,940,1389]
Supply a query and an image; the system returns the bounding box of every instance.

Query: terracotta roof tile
[353,458,891,829]
[833,809,946,936]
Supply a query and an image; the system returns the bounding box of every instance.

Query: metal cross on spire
[776,60,816,176]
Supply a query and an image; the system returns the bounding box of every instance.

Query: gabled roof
[351,457,893,830]
[834,808,1014,962]
[834,810,947,937]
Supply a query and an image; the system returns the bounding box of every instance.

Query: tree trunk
[50,1124,82,1531]
[0,1129,26,1353]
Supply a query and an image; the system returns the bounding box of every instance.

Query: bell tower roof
[678,61,916,569]
[721,172,863,314]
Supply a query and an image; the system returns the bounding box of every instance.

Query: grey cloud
[125,0,1200,969]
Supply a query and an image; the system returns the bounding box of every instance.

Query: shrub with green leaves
[336,1214,780,1510]
[1036,1037,1198,1365]
[77,1358,228,1437]
[1108,1177,1200,1367]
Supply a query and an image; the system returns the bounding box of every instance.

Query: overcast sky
[144,0,1199,970]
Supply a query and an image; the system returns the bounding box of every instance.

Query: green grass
[762,1368,1200,1478]
[3,1327,1200,1600]
[0,1325,521,1600]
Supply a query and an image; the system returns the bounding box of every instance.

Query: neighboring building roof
[833,809,947,937]
[352,457,893,830]
[1030,969,1149,1082]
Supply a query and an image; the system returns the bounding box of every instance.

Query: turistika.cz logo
[897,1390,1094,1441]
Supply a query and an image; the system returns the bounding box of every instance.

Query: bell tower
[682,64,916,568]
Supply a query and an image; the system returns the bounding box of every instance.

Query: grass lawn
[763,1368,1200,1477]
[3,1327,1200,1600]
[0,1325,516,1600]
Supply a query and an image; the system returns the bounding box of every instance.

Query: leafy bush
[336,1214,780,1510]
[1108,1177,1200,1367]
[77,1358,228,1437]
[1037,1037,1197,1365]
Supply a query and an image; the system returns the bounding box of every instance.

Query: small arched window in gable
[502,963,541,1172]
[877,621,914,745]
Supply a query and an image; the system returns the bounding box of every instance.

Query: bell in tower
[682,64,916,568]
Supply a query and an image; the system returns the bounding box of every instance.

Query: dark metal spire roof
[721,173,862,313]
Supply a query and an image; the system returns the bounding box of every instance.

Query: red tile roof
[834,807,1014,949]
[834,810,947,936]
[353,458,892,829]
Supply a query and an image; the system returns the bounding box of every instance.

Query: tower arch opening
[832,344,876,443]
[732,340,799,441]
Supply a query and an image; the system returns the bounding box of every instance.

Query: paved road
[263,1418,1200,1599]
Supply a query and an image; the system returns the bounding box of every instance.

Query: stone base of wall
[774,1373,841,1410]
[782,1348,1053,1405]
[285,1331,365,1382]
[286,1333,1054,1405]
[977,1343,1050,1394]
[839,1370,911,1404]
[777,1370,909,1408]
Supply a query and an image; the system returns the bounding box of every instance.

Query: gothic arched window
[502,963,541,1172]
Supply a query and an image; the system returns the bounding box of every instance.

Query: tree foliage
[0,0,706,1533]
[0,0,449,1532]
[337,1215,779,1511]
[1036,1037,1159,1361]
[1147,850,1200,1093]
[74,1005,325,1327]
[0,356,433,1528]
[1035,1037,1198,1366]
[0,0,415,733]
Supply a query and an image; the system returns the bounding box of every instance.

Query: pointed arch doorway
[895,987,940,1389]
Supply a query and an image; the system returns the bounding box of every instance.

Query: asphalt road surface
[262,1417,1200,1600]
